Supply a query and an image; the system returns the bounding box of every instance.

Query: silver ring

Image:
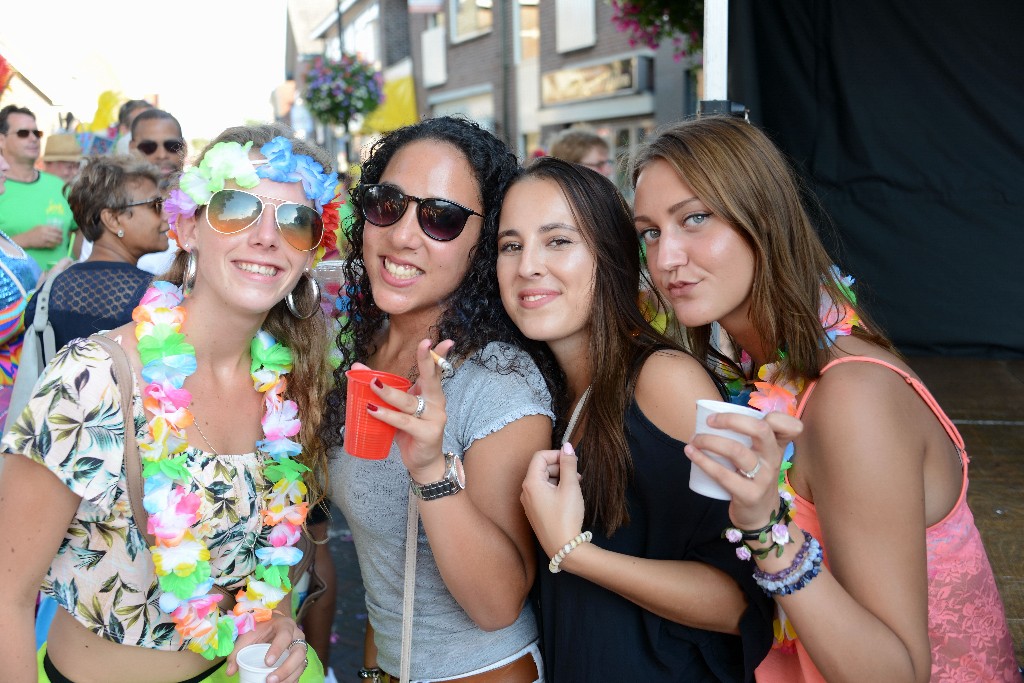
[289,638,308,651]
[739,459,762,479]
[413,395,426,419]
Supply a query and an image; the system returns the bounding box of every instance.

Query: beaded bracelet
[753,531,823,596]
[548,531,593,573]
[722,495,794,560]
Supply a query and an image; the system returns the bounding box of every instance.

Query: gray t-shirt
[330,342,554,678]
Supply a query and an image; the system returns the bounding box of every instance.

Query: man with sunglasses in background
[129,108,186,274]
[129,108,186,179]
[0,105,75,272]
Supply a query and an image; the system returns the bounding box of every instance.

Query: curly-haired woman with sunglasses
[21,155,169,353]
[0,124,339,683]
[322,116,556,682]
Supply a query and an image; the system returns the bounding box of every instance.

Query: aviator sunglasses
[204,189,323,252]
[12,129,44,139]
[136,139,185,155]
[358,183,482,241]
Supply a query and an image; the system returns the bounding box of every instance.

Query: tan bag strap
[89,334,151,545]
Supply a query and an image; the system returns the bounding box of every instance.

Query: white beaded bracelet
[548,531,593,573]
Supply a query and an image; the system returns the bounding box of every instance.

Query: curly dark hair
[321,116,562,448]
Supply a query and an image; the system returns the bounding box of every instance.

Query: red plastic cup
[344,368,412,459]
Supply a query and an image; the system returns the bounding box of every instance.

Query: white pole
[703,0,729,101]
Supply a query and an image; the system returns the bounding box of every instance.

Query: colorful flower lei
[163,136,343,265]
[133,282,310,658]
[717,266,862,650]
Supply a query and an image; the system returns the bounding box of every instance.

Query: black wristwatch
[409,452,466,500]
[358,666,384,681]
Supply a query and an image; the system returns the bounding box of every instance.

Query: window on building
[450,0,493,42]
[556,0,596,53]
[518,0,540,61]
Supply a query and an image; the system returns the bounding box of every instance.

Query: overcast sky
[1,0,289,142]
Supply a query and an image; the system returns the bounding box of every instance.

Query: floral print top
[1,337,273,650]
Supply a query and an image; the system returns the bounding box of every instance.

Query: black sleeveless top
[25,261,153,350]
[534,400,773,681]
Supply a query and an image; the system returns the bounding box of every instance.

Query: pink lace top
[756,356,1019,683]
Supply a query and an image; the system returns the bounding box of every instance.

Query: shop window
[450,0,493,43]
[518,0,540,62]
[556,0,595,53]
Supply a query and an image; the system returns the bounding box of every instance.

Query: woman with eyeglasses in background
[322,116,556,682]
[22,155,170,352]
[0,124,337,683]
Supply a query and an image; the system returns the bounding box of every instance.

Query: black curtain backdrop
[728,0,1024,357]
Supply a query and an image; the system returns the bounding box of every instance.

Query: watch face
[453,454,466,488]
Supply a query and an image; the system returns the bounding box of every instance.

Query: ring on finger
[738,459,762,479]
[289,638,308,651]
[413,395,426,419]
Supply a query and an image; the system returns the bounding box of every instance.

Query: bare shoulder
[799,339,929,489]
[635,349,720,442]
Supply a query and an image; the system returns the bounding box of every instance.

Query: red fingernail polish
[367,404,378,412]
[373,378,384,388]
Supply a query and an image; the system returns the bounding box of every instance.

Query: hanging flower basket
[610,1,704,60]
[303,54,385,128]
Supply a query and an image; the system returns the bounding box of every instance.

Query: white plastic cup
[689,399,767,500]
[236,643,289,683]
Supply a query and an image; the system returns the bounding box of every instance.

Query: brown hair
[630,116,897,385]
[167,123,333,505]
[66,155,162,241]
[512,157,703,535]
[547,128,609,165]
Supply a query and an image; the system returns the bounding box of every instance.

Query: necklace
[191,418,220,456]
[135,281,308,659]
[561,385,591,445]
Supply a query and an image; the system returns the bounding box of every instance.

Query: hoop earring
[286,271,321,319]
[183,247,198,297]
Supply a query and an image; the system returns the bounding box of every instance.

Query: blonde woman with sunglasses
[0,124,338,683]
[323,116,555,682]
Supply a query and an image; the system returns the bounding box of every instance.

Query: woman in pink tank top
[631,117,1019,682]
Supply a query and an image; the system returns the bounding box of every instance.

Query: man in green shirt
[0,105,75,270]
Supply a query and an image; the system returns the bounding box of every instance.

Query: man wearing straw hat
[42,133,83,184]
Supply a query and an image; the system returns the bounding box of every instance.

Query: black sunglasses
[136,139,185,155]
[13,129,43,139]
[358,183,482,242]
[121,196,165,214]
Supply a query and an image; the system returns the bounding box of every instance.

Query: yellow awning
[361,74,418,134]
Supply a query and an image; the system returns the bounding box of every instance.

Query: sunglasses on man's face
[357,183,482,242]
[12,129,43,139]
[205,188,323,252]
[136,139,185,155]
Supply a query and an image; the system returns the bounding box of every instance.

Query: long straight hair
[630,117,897,385]
[514,157,704,535]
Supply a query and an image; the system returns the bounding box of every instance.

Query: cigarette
[430,349,454,376]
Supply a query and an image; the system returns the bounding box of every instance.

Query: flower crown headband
[164,136,341,261]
